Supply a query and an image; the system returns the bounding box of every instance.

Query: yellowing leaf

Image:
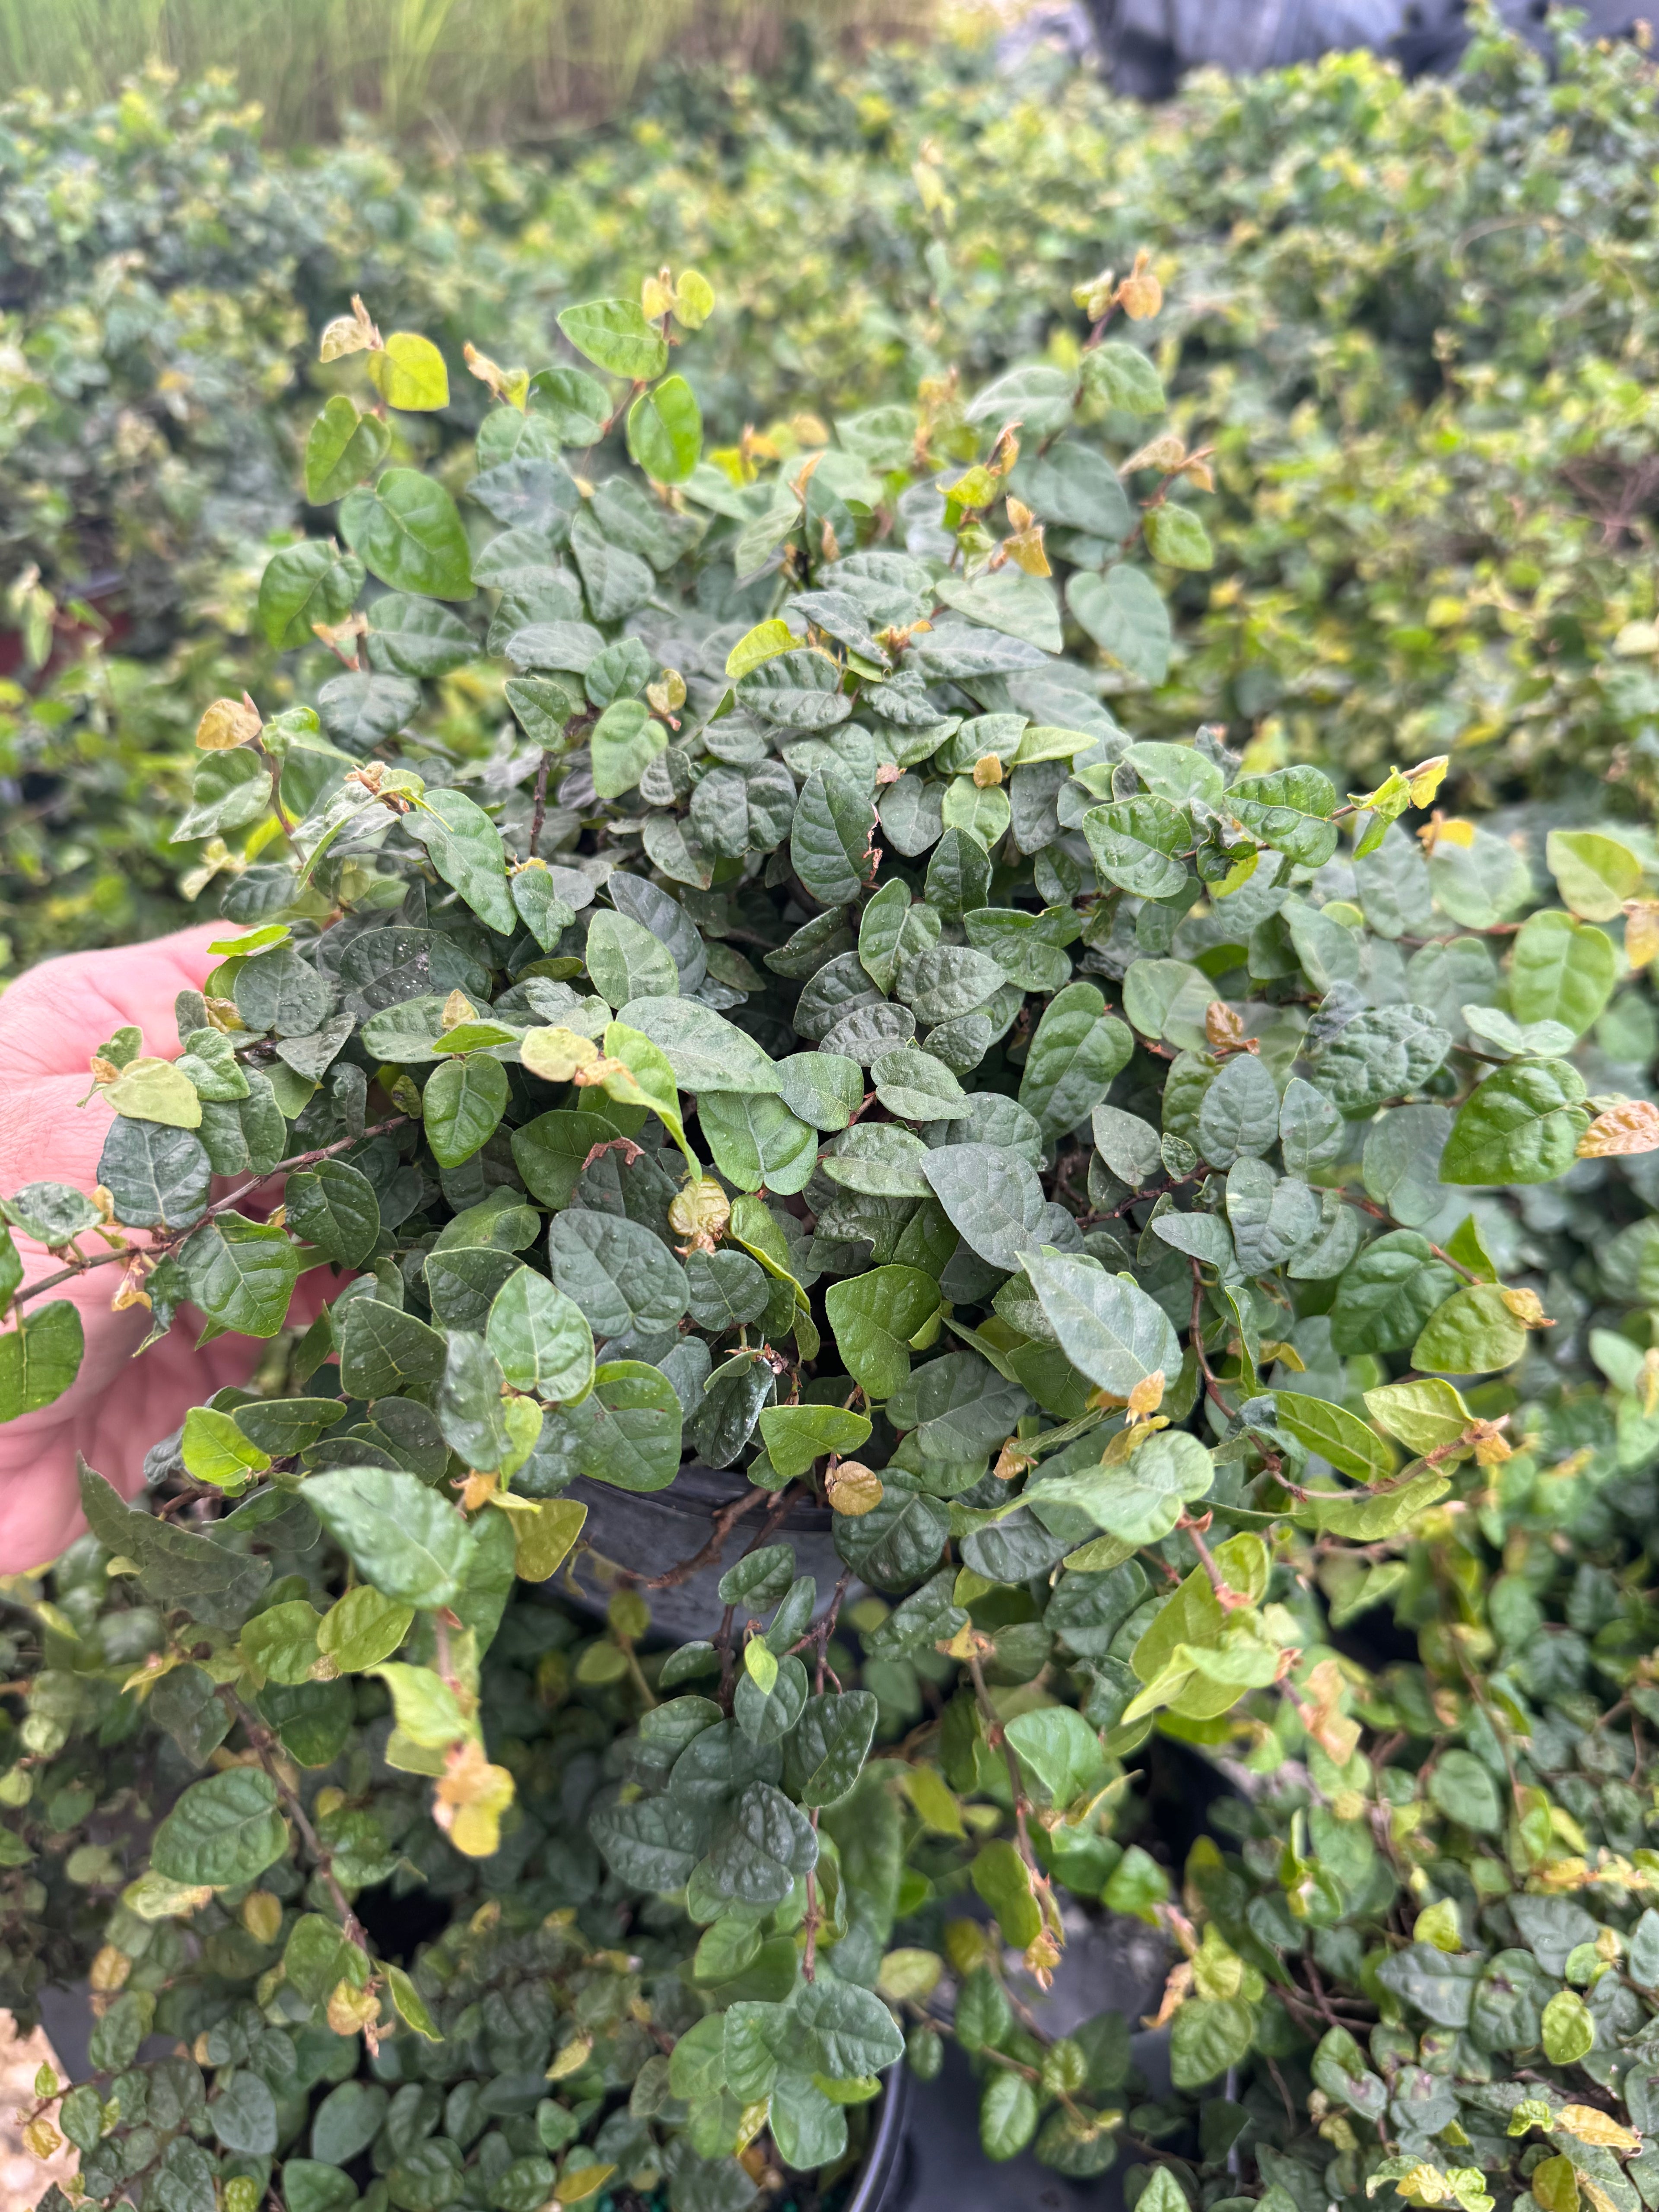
[512,1497,587,1582]
[367,330,450,412]
[432,1738,515,1858]
[103,1057,203,1130]
[1624,898,1659,969]
[521,1025,601,1083]
[546,2031,594,2081]
[725,618,796,680]
[1577,1100,1659,1157]
[825,1461,884,1516]
[674,270,715,327]
[1557,2107,1641,2154]
[901,1764,965,1837]
[1116,248,1163,320]
[196,696,262,750]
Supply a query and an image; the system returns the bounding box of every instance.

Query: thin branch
[528,750,552,857]
[11,1116,409,1312]
[229,1692,369,1958]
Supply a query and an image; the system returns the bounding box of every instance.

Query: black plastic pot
[845,2058,911,2212]
[38,1978,912,2211]
[560,1461,850,1644]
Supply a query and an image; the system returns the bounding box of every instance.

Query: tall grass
[0,0,935,142]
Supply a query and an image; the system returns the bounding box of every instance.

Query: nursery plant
[3,252,1659,2209]
[13,18,1659,977]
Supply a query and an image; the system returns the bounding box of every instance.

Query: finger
[0,922,227,1081]
[0,1327,264,1574]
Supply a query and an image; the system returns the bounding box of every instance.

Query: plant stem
[965,1646,1052,1927]
[229,1692,369,1958]
[528,750,551,855]
[11,1116,408,1311]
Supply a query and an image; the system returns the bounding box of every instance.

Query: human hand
[0,925,324,1571]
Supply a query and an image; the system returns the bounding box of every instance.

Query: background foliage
[6,16,1659,974]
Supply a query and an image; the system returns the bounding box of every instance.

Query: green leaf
[777,1051,864,1132]
[286,1159,380,1267]
[547,1208,688,1337]
[1081,795,1189,899]
[791,769,874,903]
[486,1270,594,1402]
[179,1213,299,1337]
[1023,1252,1180,1396]
[1025,1427,1214,1545]
[771,2072,847,2171]
[979,2070,1039,2163]
[1546,828,1643,921]
[512,1107,623,1208]
[526,363,608,442]
[1279,1076,1347,1173]
[824,1266,942,1400]
[340,468,472,599]
[786,1690,879,1808]
[78,1462,271,1626]
[1067,564,1170,685]
[1170,1997,1256,2088]
[755,1404,872,1482]
[152,1768,288,1888]
[936,568,1062,653]
[1362,1103,1453,1229]
[1362,1376,1473,1456]
[175,745,270,838]
[1412,1284,1528,1375]
[241,1599,322,1687]
[553,1359,683,1491]
[1541,1989,1595,2066]
[1428,826,1531,929]
[302,1465,470,1608]
[626,374,702,483]
[797,1977,904,2078]
[589,698,666,799]
[1429,1746,1503,1834]
[1441,1058,1588,1186]
[1226,766,1338,868]
[919,1142,1048,1269]
[1312,2028,1388,2122]
[1004,1706,1110,1812]
[1018,983,1133,1139]
[617,995,785,1096]
[374,1661,467,1747]
[1226,1158,1319,1274]
[584,909,677,1005]
[0,1302,84,1421]
[423,1054,509,1168]
[1081,340,1165,413]
[304,395,391,503]
[1330,1230,1458,1355]
[181,1405,270,1490]
[1508,910,1617,1035]
[1317,1004,1452,1116]
[317,1586,415,1673]
[698,1091,817,1195]
[404,786,514,933]
[556,298,669,379]
[98,1119,214,1230]
[973,1834,1042,1948]
[1196,1052,1281,1166]
[1143,503,1212,570]
[258,539,365,650]
[337,1297,447,1397]
[1273,1391,1395,1483]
